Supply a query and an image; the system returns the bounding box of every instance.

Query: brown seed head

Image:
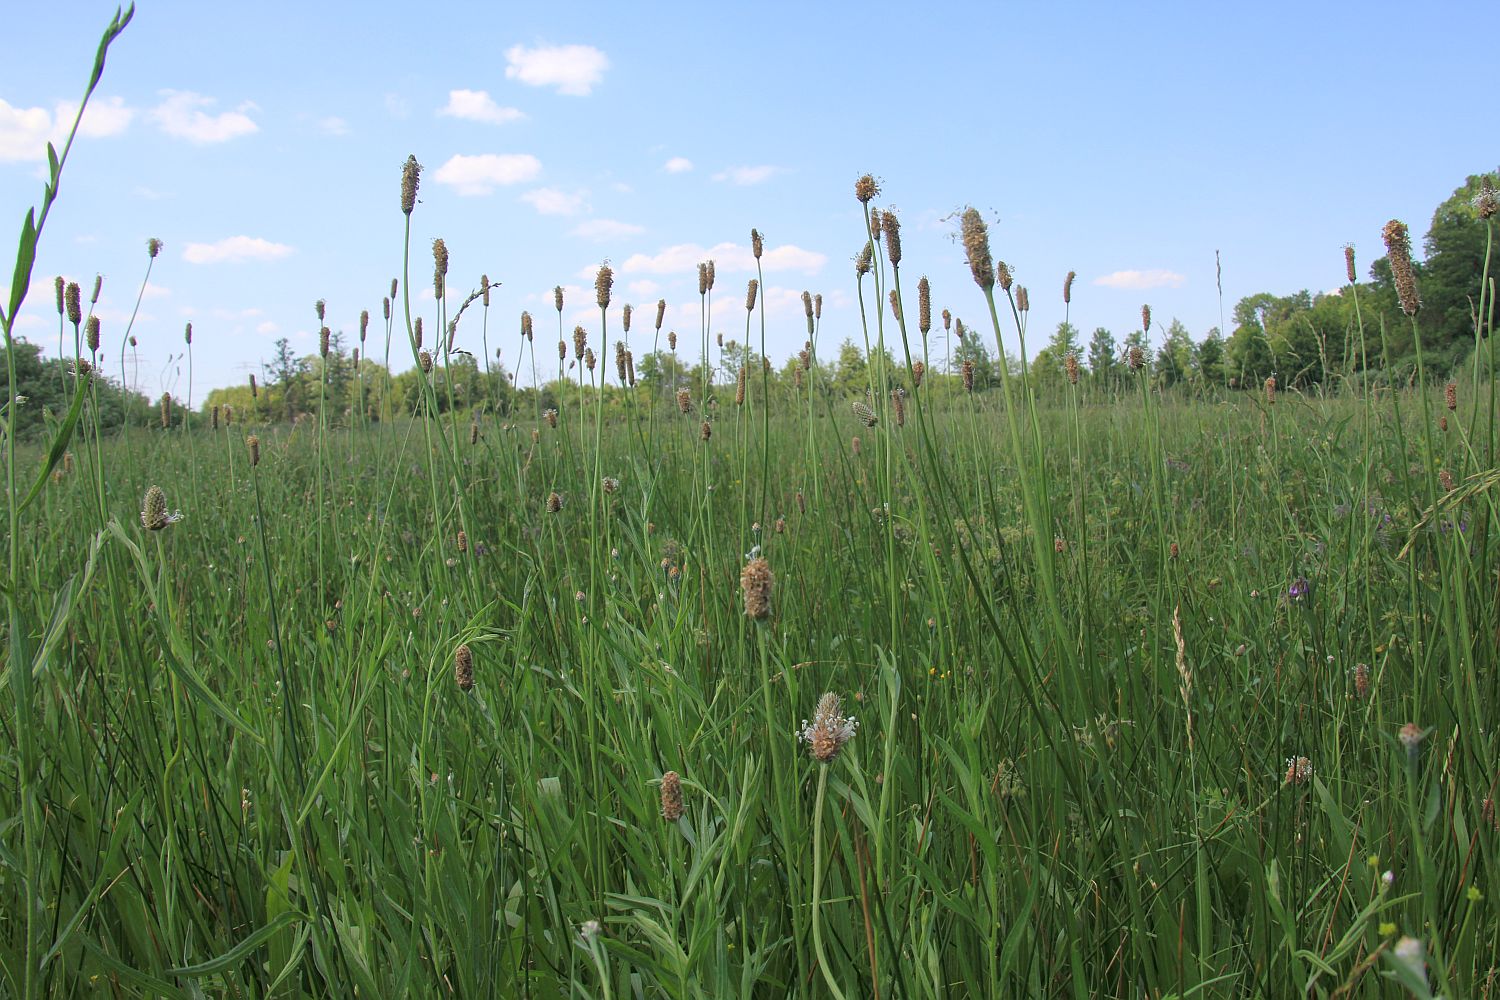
[161,392,171,428]
[796,490,806,513]
[553,285,564,313]
[746,279,758,311]
[544,408,558,428]
[400,155,422,215]
[481,274,491,307]
[419,349,433,373]
[320,326,331,357]
[595,261,613,309]
[856,241,873,277]
[962,359,975,392]
[961,208,994,289]
[705,260,715,291]
[65,281,81,326]
[912,359,926,387]
[996,261,1013,292]
[736,366,747,405]
[1016,286,1029,313]
[1265,375,1277,405]
[546,491,563,513]
[917,277,931,334]
[1398,722,1424,754]
[585,347,596,373]
[522,311,533,341]
[1065,353,1080,385]
[942,308,952,331]
[814,293,822,319]
[676,388,691,413]
[697,263,708,296]
[470,419,479,444]
[1344,244,1357,284]
[622,303,632,332]
[852,399,877,426]
[854,174,879,203]
[660,771,684,822]
[1445,380,1457,410]
[224,404,233,425]
[888,289,901,323]
[1064,270,1076,304]
[1381,219,1421,316]
[891,387,906,426]
[799,692,857,763]
[1141,304,1152,334]
[454,644,474,692]
[212,405,220,430]
[383,297,391,321]
[1351,662,1370,699]
[457,530,468,553]
[881,209,901,266]
[740,557,773,619]
[1474,178,1498,221]
[86,316,100,353]
[655,298,666,330]
[249,373,258,398]
[414,317,423,349]
[359,310,369,342]
[573,325,587,359]
[626,350,635,385]
[1128,345,1144,372]
[147,237,163,259]
[700,420,712,441]
[668,330,677,351]
[751,228,763,259]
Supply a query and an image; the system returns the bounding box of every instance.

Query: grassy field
[4,14,1499,997]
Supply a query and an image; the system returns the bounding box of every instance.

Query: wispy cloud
[318,116,349,136]
[0,95,133,162]
[256,321,279,335]
[711,165,784,186]
[663,156,693,174]
[504,44,609,96]
[521,187,588,215]
[621,241,824,276]
[183,236,293,264]
[433,153,542,195]
[1093,269,1186,290]
[150,91,258,144]
[570,219,644,242]
[438,89,526,125]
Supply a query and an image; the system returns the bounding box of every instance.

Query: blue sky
[0,1,1492,399]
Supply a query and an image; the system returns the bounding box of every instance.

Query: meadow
[3,11,1499,998]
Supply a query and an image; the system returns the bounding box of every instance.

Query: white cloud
[150,91,258,144]
[712,165,784,186]
[663,156,693,174]
[433,153,542,195]
[141,282,170,299]
[1093,269,1186,290]
[628,279,660,297]
[256,321,279,335]
[318,116,349,136]
[504,44,609,96]
[0,95,134,162]
[521,186,587,215]
[438,89,525,125]
[133,185,167,200]
[384,93,411,119]
[182,236,293,264]
[621,241,825,276]
[570,218,644,242]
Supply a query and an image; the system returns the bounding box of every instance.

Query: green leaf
[166,912,300,977]
[16,377,89,517]
[6,208,37,333]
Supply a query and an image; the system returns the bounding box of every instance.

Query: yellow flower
[1378,922,1397,936]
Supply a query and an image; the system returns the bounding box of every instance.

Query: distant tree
[269,337,308,421]
[1086,327,1117,386]
[1195,327,1226,387]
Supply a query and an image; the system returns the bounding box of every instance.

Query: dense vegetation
[2,10,1497,998]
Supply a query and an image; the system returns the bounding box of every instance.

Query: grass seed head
[1440,468,1455,492]
[626,350,636,385]
[856,240,873,277]
[1128,345,1144,372]
[1344,244,1357,284]
[585,347,596,373]
[960,208,994,290]
[212,404,220,430]
[1065,353,1080,385]
[700,420,712,441]
[359,310,369,342]
[746,279,758,311]
[1265,375,1277,404]
[320,326,331,357]
[1445,380,1457,410]
[697,263,708,296]
[997,261,1013,291]
[1064,270,1076,303]
[419,349,433,373]
[454,643,474,692]
[622,302,632,332]
[141,485,169,531]
[481,274,490,307]
[414,317,423,349]
[917,277,931,333]
[891,387,906,426]
[160,392,171,428]
[470,419,479,444]
[655,298,666,330]
[554,285,563,313]
[888,289,901,323]
[147,237,162,259]
[852,399,877,426]
[595,261,613,309]
[1141,304,1152,334]
[400,155,422,215]
[741,557,773,619]
[1381,219,1421,316]
[660,771,684,821]
[912,359,926,386]
[91,274,101,304]
[677,388,691,413]
[249,373,258,398]
[65,281,81,326]
[54,276,64,316]
[522,311,533,341]
[573,325,587,360]
[881,209,901,266]
[1474,178,1498,220]
[546,491,563,513]
[963,359,975,392]
[544,407,558,427]
[854,174,879,203]
[800,692,856,763]
[668,330,678,350]
[751,227,763,259]
[942,308,952,331]
[814,293,822,319]
[1016,286,1029,313]
[86,316,100,353]
[456,530,468,553]
[736,366,747,405]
